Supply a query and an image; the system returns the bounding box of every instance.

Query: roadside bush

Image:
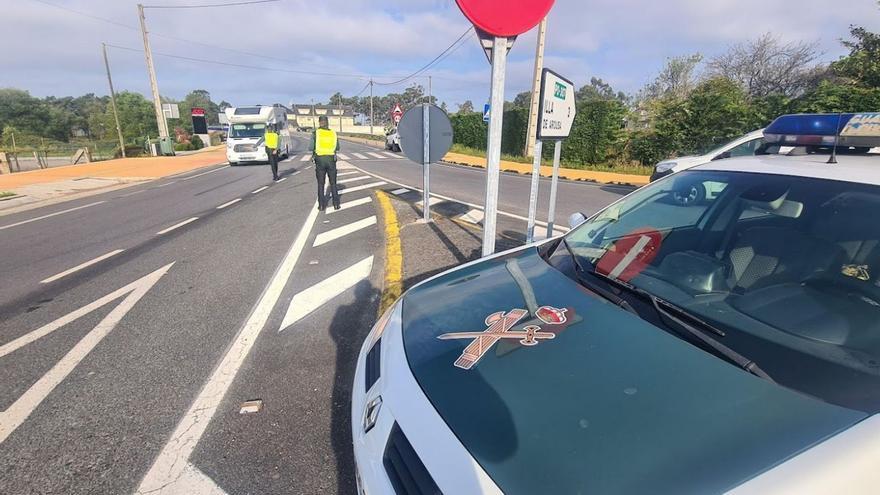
[191,135,204,150]
[450,112,486,150]
[113,144,147,158]
[628,130,670,166]
[174,142,194,152]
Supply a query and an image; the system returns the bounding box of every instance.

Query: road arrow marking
[0,263,174,444]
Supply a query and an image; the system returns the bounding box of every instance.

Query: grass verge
[449,143,653,176]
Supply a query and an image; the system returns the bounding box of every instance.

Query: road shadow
[328,280,380,495]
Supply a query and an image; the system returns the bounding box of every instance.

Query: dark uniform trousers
[315,154,340,209]
[267,147,278,179]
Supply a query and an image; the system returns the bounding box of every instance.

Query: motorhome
[224,105,291,165]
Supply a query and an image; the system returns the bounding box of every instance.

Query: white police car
[353,113,880,494]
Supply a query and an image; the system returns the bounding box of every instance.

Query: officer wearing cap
[311,115,340,211]
[264,124,280,181]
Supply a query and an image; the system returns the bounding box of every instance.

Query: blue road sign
[483,104,491,123]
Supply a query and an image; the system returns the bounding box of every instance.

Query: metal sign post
[482,35,509,257]
[526,68,577,242]
[546,141,562,237]
[525,139,543,242]
[422,103,431,222]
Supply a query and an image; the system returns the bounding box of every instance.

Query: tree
[565,98,628,164]
[512,91,532,108]
[577,77,628,103]
[707,33,824,98]
[641,54,703,101]
[112,91,159,141]
[457,100,475,114]
[832,26,880,88]
[791,80,880,113]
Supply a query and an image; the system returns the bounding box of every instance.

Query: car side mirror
[568,212,587,229]
[713,151,732,161]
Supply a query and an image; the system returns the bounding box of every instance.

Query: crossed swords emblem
[437,306,568,370]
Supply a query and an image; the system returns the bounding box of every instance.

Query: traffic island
[376,190,520,307]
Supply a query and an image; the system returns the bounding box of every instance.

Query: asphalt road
[0,133,629,494]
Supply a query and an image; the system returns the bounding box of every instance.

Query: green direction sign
[537,69,577,140]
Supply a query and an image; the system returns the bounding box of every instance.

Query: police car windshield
[564,170,880,413]
[230,123,265,138]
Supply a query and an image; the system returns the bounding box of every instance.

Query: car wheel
[229,161,238,166]
[672,183,706,206]
[392,144,401,152]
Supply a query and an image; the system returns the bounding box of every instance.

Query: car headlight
[367,300,402,349]
[655,161,677,173]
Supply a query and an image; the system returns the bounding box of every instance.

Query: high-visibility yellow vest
[315,128,338,156]
[264,130,279,149]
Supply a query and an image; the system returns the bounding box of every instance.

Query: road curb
[375,191,403,315]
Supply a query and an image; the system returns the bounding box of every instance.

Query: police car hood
[400,247,866,494]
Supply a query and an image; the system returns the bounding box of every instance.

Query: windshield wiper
[560,239,638,315]
[584,267,775,383]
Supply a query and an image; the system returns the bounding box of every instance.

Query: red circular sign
[455,0,554,37]
[595,228,663,283]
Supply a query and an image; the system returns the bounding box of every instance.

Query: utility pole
[102,43,127,158]
[524,16,547,158]
[369,79,374,136]
[428,75,432,104]
[137,4,169,141]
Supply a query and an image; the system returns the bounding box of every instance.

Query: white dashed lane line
[180,165,229,181]
[251,186,269,194]
[459,209,485,224]
[312,216,377,247]
[276,177,287,183]
[39,249,125,284]
[299,154,311,162]
[416,197,443,207]
[156,217,199,235]
[216,199,242,210]
[0,201,106,232]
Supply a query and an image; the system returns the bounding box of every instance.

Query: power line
[352,80,372,98]
[105,43,370,79]
[142,0,279,8]
[30,0,135,29]
[374,26,474,87]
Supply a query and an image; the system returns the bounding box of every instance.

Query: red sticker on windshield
[595,228,662,282]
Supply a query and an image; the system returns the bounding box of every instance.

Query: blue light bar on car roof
[764,113,880,148]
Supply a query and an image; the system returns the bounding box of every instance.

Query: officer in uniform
[264,124,280,181]
[312,115,340,211]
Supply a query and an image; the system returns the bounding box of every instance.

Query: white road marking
[345,163,571,235]
[459,209,485,224]
[339,181,386,195]
[337,153,350,160]
[279,256,373,332]
[304,165,312,170]
[276,177,287,183]
[40,249,125,284]
[180,165,229,181]
[0,201,106,231]
[327,196,371,213]
[299,154,311,162]
[251,186,269,194]
[390,188,410,196]
[1,263,174,444]
[313,216,377,247]
[337,175,371,185]
[367,152,386,159]
[382,152,399,159]
[416,196,443,207]
[156,217,199,235]
[216,198,242,209]
[118,189,146,198]
[152,181,176,188]
[336,171,359,177]
[136,204,321,495]
[352,153,368,159]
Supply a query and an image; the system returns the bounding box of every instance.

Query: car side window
[725,138,765,158]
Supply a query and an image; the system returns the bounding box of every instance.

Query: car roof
[694,152,880,186]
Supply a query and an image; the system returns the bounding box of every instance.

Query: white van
[225,105,291,165]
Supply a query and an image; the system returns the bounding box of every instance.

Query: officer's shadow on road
[328,280,379,495]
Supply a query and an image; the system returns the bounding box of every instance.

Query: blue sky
[3,0,880,112]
